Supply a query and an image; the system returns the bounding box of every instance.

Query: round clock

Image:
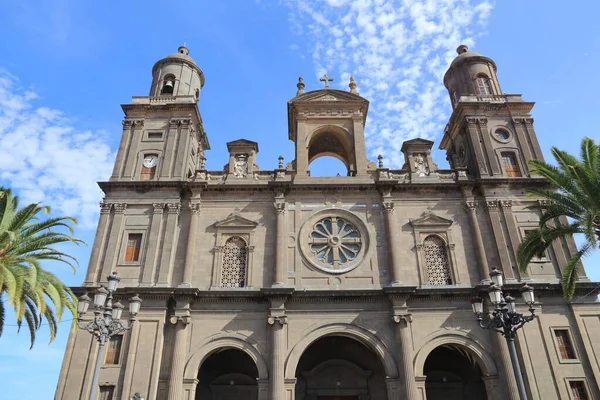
[143,155,158,168]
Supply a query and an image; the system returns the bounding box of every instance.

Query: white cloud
[0,69,115,229]
[284,0,494,168]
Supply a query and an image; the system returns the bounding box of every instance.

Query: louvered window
[104,335,123,365]
[99,385,115,400]
[554,329,576,360]
[124,234,142,262]
[221,237,247,288]
[423,235,452,285]
[569,381,589,400]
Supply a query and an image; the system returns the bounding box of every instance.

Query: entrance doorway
[196,348,258,400]
[424,345,487,400]
[295,336,387,400]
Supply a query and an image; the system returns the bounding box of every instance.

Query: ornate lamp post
[77,272,142,400]
[471,268,535,400]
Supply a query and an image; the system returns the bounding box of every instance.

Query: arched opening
[307,127,356,177]
[196,348,259,400]
[295,336,387,400]
[424,345,487,400]
[308,156,349,177]
[161,74,175,95]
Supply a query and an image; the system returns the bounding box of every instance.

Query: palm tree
[0,187,83,348]
[517,137,600,299]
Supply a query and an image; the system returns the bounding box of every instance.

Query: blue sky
[0,0,599,398]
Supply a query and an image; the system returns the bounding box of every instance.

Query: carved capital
[122,119,134,128]
[167,203,181,215]
[274,202,286,214]
[500,200,513,209]
[132,119,144,127]
[99,202,112,214]
[113,203,127,214]
[189,203,202,215]
[484,200,499,211]
[169,315,191,325]
[152,203,165,214]
[267,316,288,326]
[247,245,255,253]
[538,199,552,207]
[448,243,456,250]
[169,120,180,128]
[464,201,478,212]
[465,117,478,125]
[513,117,534,125]
[382,201,394,213]
[392,313,413,324]
[477,117,488,125]
[214,245,225,253]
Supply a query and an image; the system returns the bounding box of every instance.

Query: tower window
[569,381,589,400]
[501,152,522,177]
[141,154,158,180]
[104,335,123,364]
[554,329,577,360]
[221,236,247,288]
[124,233,142,262]
[476,75,492,95]
[161,74,175,95]
[423,235,452,285]
[99,386,115,400]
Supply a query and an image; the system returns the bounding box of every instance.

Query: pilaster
[500,200,529,281]
[141,203,165,285]
[273,196,287,287]
[464,201,491,283]
[391,303,419,400]
[465,117,490,177]
[484,200,516,281]
[167,314,191,400]
[99,203,127,283]
[84,202,112,285]
[180,201,201,287]
[381,198,403,285]
[157,202,181,286]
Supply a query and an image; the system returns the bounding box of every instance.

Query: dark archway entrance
[295,336,387,400]
[196,348,258,400]
[424,345,487,400]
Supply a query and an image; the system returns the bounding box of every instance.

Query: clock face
[143,155,158,168]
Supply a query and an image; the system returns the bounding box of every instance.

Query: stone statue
[414,153,430,177]
[233,155,248,178]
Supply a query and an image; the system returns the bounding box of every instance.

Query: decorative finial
[296,77,305,96]
[377,154,384,168]
[319,73,334,88]
[278,155,284,169]
[456,44,469,55]
[349,76,358,94]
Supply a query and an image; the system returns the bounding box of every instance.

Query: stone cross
[319,73,334,88]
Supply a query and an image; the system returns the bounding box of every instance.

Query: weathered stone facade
[56,45,600,400]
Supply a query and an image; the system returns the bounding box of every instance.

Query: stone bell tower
[110,44,210,183]
[287,76,373,177]
[440,45,544,179]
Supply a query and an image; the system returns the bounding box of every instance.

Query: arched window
[221,236,247,288]
[423,235,452,285]
[475,75,492,95]
[141,154,158,180]
[161,74,175,95]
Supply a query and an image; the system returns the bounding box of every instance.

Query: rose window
[308,217,362,269]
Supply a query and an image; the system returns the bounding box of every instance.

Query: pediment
[409,211,454,227]
[213,214,258,229]
[291,89,368,105]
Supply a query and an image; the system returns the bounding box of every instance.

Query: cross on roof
[319,73,334,88]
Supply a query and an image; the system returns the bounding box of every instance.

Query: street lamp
[77,272,142,400]
[471,268,535,400]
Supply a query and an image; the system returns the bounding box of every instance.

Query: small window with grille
[476,75,492,95]
[221,236,247,288]
[553,329,577,360]
[569,380,589,400]
[423,235,452,285]
[104,335,123,365]
[124,233,142,262]
[99,385,115,400]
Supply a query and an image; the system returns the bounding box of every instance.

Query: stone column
[180,202,201,287]
[99,203,127,282]
[273,201,287,287]
[464,201,491,283]
[84,202,112,285]
[268,315,287,399]
[157,203,181,286]
[393,313,418,399]
[168,315,191,400]
[382,200,403,285]
[141,203,165,285]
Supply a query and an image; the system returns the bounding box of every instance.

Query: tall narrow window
[104,335,123,365]
[476,75,492,95]
[141,154,158,180]
[124,233,142,262]
[569,381,589,400]
[423,235,452,285]
[501,152,522,177]
[554,329,577,360]
[99,386,115,400]
[221,236,247,288]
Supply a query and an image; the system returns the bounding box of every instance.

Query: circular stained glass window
[493,129,511,142]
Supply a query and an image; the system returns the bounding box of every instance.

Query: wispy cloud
[284,0,493,167]
[0,69,114,228]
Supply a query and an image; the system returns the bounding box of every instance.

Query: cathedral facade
[56,45,600,400]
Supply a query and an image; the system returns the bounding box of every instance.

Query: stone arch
[285,323,398,379]
[184,332,269,381]
[414,332,498,377]
[307,125,355,171]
